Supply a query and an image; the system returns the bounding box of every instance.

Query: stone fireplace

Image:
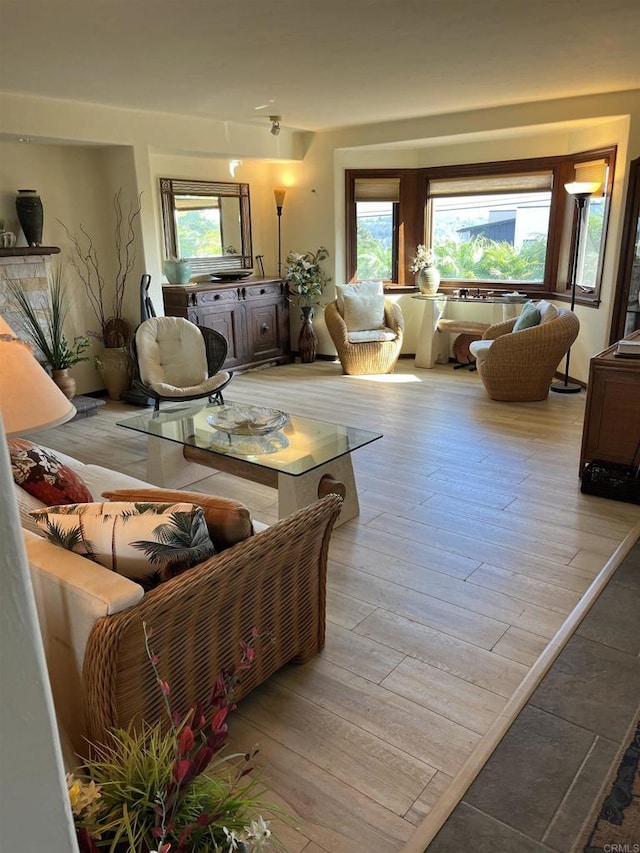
[0,247,60,335]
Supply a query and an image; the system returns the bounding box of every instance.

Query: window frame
[345,146,616,305]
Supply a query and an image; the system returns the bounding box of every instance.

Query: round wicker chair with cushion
[132,316,232,411]
[325,286,404,375]
[469,307,579,401]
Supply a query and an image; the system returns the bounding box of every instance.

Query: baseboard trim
[401,518,640,853]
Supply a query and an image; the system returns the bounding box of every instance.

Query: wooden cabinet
[162,277,291,372]
[579,331,640,475]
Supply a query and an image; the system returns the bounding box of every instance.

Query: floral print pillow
[30,501,216,588]
[9,439,93,506]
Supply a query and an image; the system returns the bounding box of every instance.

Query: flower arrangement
[58,188,142,347]
[409,244,437,274]
[284,246,331,309]
[8,264,98,370]
[67,625,276,853]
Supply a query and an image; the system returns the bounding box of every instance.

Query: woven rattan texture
[476,308,580,401]
[325,298,404,375]
[83,493,342,746]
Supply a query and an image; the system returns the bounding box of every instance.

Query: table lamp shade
[0,317,76,437]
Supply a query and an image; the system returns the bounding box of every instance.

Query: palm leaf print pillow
[30,501,216,587]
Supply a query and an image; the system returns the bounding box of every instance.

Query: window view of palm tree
[356,201,393,280]
[431,192,551,283]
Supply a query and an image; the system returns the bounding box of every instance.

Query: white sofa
[20,452,159,762]
[17,449,342,761]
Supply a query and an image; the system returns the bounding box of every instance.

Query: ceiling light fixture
[269,115,281,136]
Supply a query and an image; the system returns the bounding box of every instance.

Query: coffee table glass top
[117,400,382,477]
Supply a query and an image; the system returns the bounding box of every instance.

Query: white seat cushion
[136,317,208,387]
[150,371,230,398]
[469,339,493,362]
[347,328,398,343]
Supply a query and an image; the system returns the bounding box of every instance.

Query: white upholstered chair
[133,316,231,410]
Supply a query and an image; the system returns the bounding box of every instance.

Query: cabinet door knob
[213,294,220,300]
[261,323,269,334]
[260,288,266,295]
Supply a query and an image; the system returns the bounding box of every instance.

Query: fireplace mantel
[0,246,60,257]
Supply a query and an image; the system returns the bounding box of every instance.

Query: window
[354,178,399,281]
[345,147,615,303]
[428,172,553,285]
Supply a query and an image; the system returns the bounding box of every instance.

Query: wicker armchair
[470,308,580,401]
[325,298,404,375]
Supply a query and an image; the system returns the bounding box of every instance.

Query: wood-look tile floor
[35,360,640,853]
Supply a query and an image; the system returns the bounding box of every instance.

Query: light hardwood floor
[32,360,640,853]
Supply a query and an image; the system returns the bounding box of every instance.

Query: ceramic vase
[98,346,133,401]
[298,306,317,363]
[51,368,76,400]
[164,259,192,284]
[416,266,440,295]
[15,189,44,246]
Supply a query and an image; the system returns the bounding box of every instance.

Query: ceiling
[1,0,639,134]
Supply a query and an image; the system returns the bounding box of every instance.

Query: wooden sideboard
[579,330,640,476]
[162,277,291,372]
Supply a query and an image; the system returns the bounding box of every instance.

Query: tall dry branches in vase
[59,189,142,347]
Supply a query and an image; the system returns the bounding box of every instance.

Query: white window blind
[428,171,554,198]
[572,160,609,198]
[354,178,400,202]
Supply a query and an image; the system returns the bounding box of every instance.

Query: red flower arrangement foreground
[67,624,278,853]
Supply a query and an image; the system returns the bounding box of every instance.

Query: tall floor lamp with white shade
[551,181,601,394]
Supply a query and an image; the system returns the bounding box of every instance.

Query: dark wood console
[162,277,291,372]
[579,330,640,476]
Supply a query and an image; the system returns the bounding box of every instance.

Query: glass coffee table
[117,400,382,525]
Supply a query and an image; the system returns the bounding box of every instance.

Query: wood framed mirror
[159,178,253,276]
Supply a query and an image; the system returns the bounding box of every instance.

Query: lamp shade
[274,188,287,210]
[0,317,76,437]
[564,181,601,199]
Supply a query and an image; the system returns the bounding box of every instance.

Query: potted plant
[284,246,331,363]
[410,244,440,295]
[67,626,278,853]
[9,265,98,399]
[59,189,142,399]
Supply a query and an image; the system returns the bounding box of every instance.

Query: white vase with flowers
[410,244,440,294]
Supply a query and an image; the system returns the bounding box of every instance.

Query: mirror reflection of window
[174,195,223,259]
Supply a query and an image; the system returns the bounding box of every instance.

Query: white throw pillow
[336,281,383,317]
[535,300,559,324]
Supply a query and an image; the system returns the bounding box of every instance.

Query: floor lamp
[274,187,286,277]
[551,181,601,394]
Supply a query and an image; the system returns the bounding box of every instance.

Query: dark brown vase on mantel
[298,306,317,363]
[15,189,44,246]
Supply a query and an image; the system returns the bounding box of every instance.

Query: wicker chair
[132,316,232,411]
[80,493,342,748]
[325,298,404,375]
[470,307,580,401]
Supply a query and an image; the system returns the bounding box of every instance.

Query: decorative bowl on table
[210,269,254,281]
[206,404,289,436]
